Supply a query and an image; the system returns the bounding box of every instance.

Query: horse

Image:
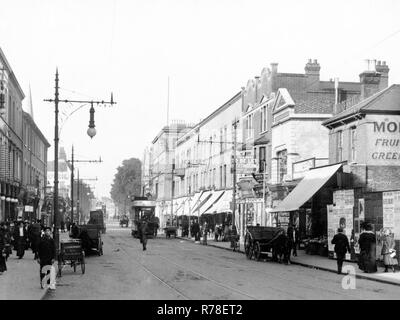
[271,232,291,265]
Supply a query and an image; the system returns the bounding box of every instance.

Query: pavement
[0,231,72,300]
[176,234,400,287]
[0,249,48,300]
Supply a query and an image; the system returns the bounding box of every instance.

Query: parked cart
[164,226,178,238]
[58,239,85,277]
[78,224,103,256]
[244,226,284,261]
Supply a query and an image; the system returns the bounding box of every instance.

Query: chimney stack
[305,59,321,91]
[375,60,390,91]
[270,63,278,75]
[359,70,381,100]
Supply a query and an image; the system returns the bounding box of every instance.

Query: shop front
[271,163,344,257]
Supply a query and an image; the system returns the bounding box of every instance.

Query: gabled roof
[323,84,400,128]
[291,92,335,114]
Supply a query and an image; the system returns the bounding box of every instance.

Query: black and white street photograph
[1,0,400,307]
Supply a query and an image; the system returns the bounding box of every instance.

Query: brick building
[240,59,363,232]
[322,79,400,260]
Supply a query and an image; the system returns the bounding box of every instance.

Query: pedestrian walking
[60,220,65,233]
[358,223,377,273]
[214,224,220,242]
[287,224,299,257]
[381,228,398,273]
[0,222,7,274]
[192,220,200,242]
[331,228,351,274]
[38,227,56,290]
[13,221,28,259]
[202,222,208,245]
[29,220,42,260]
[139,218,148,251]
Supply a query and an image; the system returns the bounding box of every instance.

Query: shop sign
[292,158,315,180]
[367,115,400,165]
[382,191,400,240]
[333,189,354,208]
[24,205,34,212]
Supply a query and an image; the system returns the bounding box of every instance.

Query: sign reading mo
[374,121,400,133]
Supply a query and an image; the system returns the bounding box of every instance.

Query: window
[220,128,223,153]
[223,126,227,152]
[259,147,266,173]
[337,131,343,162]
[219,165,223,188]
[213,168,216,187]
[277,150,287,182]
[350,127,357,162]
[223,165,227,188]
[246,114,254,139]
[261,105,267,132]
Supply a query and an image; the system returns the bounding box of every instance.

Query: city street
[44,222,400,300]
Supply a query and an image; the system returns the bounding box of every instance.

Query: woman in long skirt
[381,229,398,272]
[358,223,377,273]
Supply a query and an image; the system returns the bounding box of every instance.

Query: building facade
[22,109,50,220]
[0,48,25,222]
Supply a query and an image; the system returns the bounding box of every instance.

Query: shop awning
[200,190,225,215]
[188,191,203,214]
[191,191,212,214]
[205,189,232,214]
[270,163,342,213]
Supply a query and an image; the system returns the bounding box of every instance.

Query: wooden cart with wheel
[244,226,284,261]
[78,224,103,256]
[58,239,85,277]
[164,226,177,238]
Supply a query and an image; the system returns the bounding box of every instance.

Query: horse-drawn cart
[164,226,178,238]
[58,239,85,277]
[78,224,103,256]
[244,226,284,261]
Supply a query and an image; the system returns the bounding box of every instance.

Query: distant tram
[130,198,159,238]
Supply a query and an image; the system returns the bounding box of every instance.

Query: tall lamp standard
[44,69,116,252]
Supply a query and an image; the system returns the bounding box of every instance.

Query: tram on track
[130,198,159,238]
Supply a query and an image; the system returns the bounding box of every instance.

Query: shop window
[259,147,266,173]
[350,127,357,162]
[277,149,287,182]
[337,130,343,162]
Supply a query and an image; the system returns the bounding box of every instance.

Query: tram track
[166,241,364,300]
[112,234,261,300]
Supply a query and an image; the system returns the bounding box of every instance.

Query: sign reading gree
[367,115,400,165]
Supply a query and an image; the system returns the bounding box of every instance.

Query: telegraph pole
[44,69,116,253]
[77,169,80,224]
[232,117,238,230]
[70,145,74,224]
[68,147,102,224]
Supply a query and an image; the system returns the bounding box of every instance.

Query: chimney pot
[313,59,317,64]
[308,59,312,63]
[383,61,386,66]
[377,60,381,66]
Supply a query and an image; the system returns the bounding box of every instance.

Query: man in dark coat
[138,219,148,251]
[287,224,299,257]
[192,220,200,242]
[0,222,7,274]
[331,228,351,274]
[38,227,56,290]
[358,223,377,273]
[13,221,28,259]
[29,220,42,260]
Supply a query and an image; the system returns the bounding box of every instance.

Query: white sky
[1,0,399,198]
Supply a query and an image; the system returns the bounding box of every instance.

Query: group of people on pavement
[331,222,398,275]
[0,219,57,290]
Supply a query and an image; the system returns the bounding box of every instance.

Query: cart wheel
[81,255,86,274]
[254,242,262,261]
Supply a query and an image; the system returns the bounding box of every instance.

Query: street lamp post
[44,69,116,252]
